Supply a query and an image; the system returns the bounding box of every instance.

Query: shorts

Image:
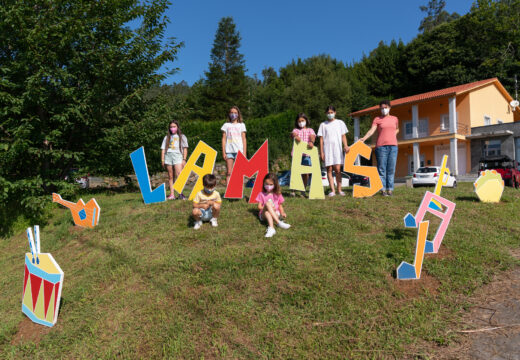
[226,152,237,160]
[200,208,213,222]
[164,151,183,166]
[259,209,280,221]
[301,155,311,166]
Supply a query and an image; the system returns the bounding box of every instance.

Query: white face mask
[326,113,335,120]
[381,108,390,116]
[299,121,306,128]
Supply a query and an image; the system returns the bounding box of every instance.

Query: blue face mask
[204,187,214,194]
[229,113,238,121]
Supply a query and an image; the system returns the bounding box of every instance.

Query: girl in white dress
[318,106,350,196]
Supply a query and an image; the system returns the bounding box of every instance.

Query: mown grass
[1,183,519,359]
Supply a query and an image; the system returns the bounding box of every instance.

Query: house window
[482,139,501,157]
[404,121,413,139]
[440,114,449,132]
[484,115,491,126]
[418,118,429,137]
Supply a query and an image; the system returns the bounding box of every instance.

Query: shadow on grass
[455,196,479,202]
[385,227,415,241]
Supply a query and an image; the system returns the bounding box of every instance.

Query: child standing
[291,112,316,196]
[192,174,221,230]
[318,106,349,197]
[161,120,188,200]
[221,106,247,185]
[256,173,291,238]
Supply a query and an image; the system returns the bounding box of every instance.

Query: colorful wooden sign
[474,170,504,203]
[289,140,324,199]
[52,193,100,228]
[173,141,217,200]
[225,140,269,203]
[429,155,450,211]
[22,227,64,327]
[397,220,429,280]
[403,191,456,254]
[130,146,166,204]
[343,141,383,198]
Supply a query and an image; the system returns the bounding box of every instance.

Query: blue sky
[162,0,474,85]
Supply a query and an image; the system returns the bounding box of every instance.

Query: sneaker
[178,194,186,200]
[381,190,388,196]
[387,190,393,196]
[383,191,389,197]
[277,220,291,230]
[265,227,276,238]
[210,218,218,227]
[290,191,296,197]
[193,221,202,230]
[167,194,176,200]
[338,191,346,196]
[328,192,336,197]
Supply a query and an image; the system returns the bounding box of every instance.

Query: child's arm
[279,204,287,218]
[257,202,264,211]
[161,148,166,168]
[291,130,301,142]
[308,133,316,148]
[222,132,227,160]
[241,132,247,157]
[342,134,349,153]
[319,136,324,161]
[182,146,188,164]
[193,201,209,209]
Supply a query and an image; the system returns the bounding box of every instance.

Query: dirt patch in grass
[11,317,53,346]
[424,259,520,359]
[387,272,441,299]
[425,246,455,261]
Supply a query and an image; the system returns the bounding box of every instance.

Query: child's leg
[211,203,220,218]
[264,202,281,224]
[167,165,175,196]
[302,174,309,188]
[333,164,342,193]
[263,210,275,228]
[192,208,201,221]
[173,163,183,193]
[225,158,234,185]
[326,166,335,193]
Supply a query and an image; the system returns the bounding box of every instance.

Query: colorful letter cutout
[429,155,450,211]
[225,140,269,203]
[173,141,217,200]
[52,193,100,228]
[403,191,456,254]
[474,170,504,203]
[22,227,64,327]
[397,221,429,280]
[289,140,324,199]
[130,146,166,204]
[343,141,383,198]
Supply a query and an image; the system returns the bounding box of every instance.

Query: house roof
[349,78,514,117]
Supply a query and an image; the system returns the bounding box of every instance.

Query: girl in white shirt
[221,106,247,185]
[318,106,350,197]
[161,120,188,200]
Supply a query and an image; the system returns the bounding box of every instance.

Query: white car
[412,166,457,188]
[321,170,350,187]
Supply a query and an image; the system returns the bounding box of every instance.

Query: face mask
[299,121,306,128]
[204,187,214,194]
[264,184,274,192]
[327,113,335,120]
[170,127,178,134]
[229,113,238,121]
[381,108,390,116]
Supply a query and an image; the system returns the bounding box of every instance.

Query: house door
[434,143,466,175]
[408,154,425,174]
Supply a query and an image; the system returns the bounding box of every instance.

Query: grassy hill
[1,183,519,359]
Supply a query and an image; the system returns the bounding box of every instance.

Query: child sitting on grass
[192,174,221,230]
[256,173,291,238]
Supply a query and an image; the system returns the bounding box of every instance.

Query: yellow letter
[290,141,324,199]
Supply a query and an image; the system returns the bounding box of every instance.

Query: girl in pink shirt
[256,173,291,238]
[291,113,316,196]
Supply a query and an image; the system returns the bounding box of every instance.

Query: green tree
[197,17,249,121]
[419,0,460,33]
[0,0,182,232]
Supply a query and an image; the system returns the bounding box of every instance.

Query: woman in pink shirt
[360,100,399,196]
